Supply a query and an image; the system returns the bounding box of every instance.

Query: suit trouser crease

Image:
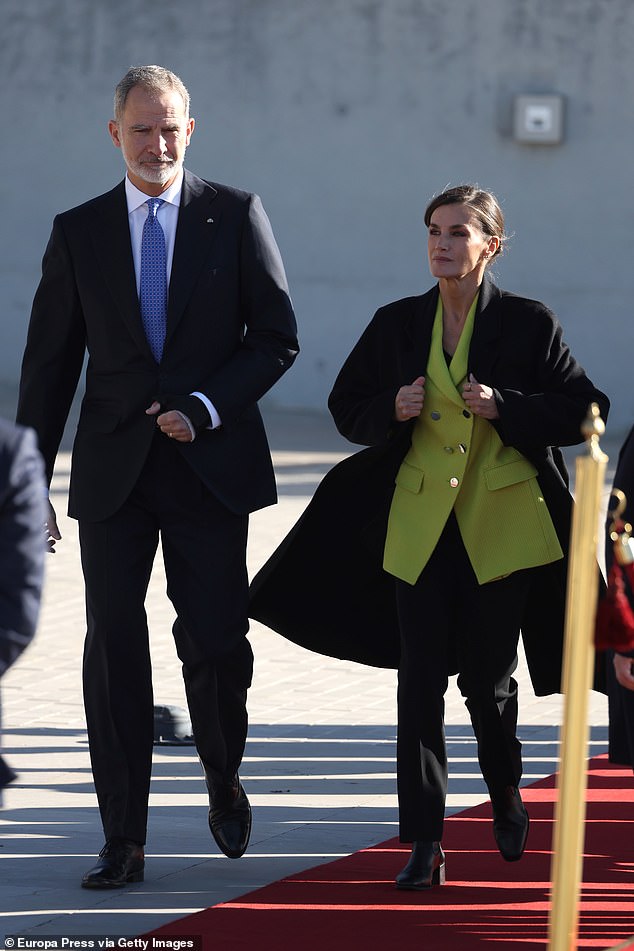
[79,436,252,843]
[395,513,529,842]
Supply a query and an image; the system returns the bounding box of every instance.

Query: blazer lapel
[166,170,221,344]
[427,310,471,410]
[92,182,153,358]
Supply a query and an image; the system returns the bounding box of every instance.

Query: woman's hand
[614,652,634,691]
[395,376,425,422]
[462,373,500,420]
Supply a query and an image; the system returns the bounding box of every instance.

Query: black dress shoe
[492,785,529,862]
[207,776,252,859]
[395,840,446,890]
[81,839,144,888]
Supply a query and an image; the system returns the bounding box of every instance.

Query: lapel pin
[206,217,214,223]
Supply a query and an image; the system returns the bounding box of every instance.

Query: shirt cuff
[191,391,222,429]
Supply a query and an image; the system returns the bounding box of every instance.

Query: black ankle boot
[491,785,529,862]
[395,840,446,890]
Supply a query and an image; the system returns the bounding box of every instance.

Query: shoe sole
[395,863,446,889]
[81,869,144,888]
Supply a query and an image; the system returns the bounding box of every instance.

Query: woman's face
[427,203,498,283]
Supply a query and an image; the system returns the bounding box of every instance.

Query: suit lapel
[92,182,153,358]
[427,307,471,410]
[166,170,221,344]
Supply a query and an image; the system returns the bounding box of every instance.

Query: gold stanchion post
[548,403,608,950]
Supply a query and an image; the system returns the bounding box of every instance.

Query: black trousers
[79,434,253,844]
[395,513,531,842]
[607,650,634,768]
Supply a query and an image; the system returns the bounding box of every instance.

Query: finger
[145,401,162,416]
[157,413,178,435]
[46,503,62,541]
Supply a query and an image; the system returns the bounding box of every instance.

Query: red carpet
[147,756,634,949]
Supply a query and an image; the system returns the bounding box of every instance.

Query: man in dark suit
[0,418,45,797]
[17,65,298,887]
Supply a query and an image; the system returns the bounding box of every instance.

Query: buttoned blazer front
[249,276,610,696]
[17,170,299,522]
[384,313,563,585]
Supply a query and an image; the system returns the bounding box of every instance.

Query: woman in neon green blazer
[250,185,609,891]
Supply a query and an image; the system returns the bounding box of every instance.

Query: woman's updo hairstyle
[424,184,506,260]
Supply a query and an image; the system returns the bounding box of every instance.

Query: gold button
[450,477,459,487]
[458,443,467,453]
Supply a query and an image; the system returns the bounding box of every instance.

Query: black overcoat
[250,277,609,696]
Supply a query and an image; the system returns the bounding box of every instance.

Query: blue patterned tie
[140,197,167,362]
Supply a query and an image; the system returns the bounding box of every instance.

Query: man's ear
[108,120,122,149]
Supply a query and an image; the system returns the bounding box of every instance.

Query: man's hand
[146,401,194,442]
[395,376,425,422]
[462,373,500,420]
[46,499,62,553]
[614,652,634,691]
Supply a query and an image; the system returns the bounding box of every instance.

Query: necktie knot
[140,198,167,362]
[147,197,164,218]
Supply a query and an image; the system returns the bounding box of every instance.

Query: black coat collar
[402,274,504,386]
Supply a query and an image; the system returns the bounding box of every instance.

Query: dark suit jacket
[0,418,46,789]
[0,419,45,677]
[250,277,609,696]
[17,170,299,521]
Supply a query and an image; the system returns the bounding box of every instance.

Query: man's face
[108,84,195,195]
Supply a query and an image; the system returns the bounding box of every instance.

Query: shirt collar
[124,169,184,213]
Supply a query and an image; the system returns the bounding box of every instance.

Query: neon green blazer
[383,297,563,585]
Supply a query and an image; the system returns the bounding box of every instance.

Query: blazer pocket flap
[484,459,538,491]
[395,462,424,494]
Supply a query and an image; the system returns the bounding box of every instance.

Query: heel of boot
[432,859,446,886]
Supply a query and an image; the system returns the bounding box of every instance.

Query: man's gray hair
[113,65,190,121]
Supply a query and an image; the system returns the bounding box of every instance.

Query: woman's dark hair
[424,185,506,258]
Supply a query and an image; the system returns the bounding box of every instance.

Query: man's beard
[122,146,184,186]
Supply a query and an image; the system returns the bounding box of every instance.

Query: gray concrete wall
[2,0,632,436]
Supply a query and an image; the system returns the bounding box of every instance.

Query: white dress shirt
[124,172,221,432]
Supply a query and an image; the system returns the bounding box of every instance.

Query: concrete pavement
[0,407,618,941]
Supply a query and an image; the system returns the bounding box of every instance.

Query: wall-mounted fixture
[513,94,564,145]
